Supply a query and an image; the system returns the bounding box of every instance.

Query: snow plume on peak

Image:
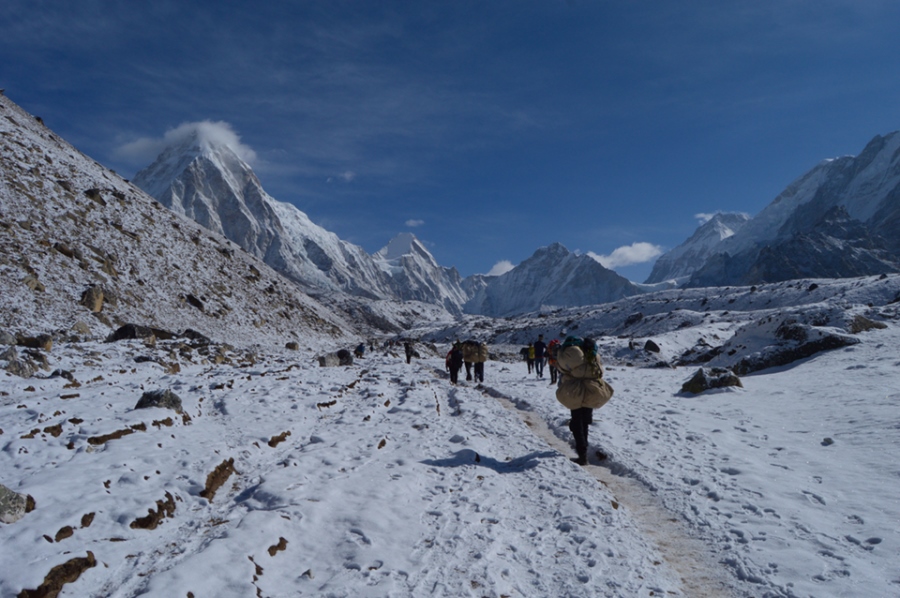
[115,120,257,167]
[486,260,515,276]
[589,242,664,269]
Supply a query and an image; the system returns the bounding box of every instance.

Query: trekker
[547,338,561,384]
[472,341,488,383]
[354,343,365,358]
[404,341,414,364]
[526,343,535,374]
[534,334,547,379]
[555,337,614,465]
[462,340,479,381]
[446,341,464,384]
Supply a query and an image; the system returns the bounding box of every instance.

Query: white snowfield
[2,320,899,596]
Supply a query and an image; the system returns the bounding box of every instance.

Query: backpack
[547,339,561,360]
[561,336,583,349]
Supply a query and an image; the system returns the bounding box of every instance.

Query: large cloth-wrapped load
[462,341,489,363]
[555,343,613,410]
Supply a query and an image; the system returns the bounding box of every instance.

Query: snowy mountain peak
[376,232,433,264]
[645,212,751,284]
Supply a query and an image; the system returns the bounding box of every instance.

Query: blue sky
[3,1,900,282]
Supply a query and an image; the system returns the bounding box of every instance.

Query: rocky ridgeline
[0,94,354,352]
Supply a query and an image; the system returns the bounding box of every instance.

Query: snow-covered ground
[2,316,898,597]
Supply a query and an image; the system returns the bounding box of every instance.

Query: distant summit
[464,243,643,317]
[374,233,468,313]
[651,132,900,287]
[645,213,750,284]
[133,134,470,312]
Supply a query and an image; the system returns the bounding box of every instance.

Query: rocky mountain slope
[669,132,900,287]
[645,212,750,284]
[0,93,352,348]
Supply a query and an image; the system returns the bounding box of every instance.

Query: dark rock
[318,349,354,367]
[181,329,211,345]
[17,334,52,351]
[49,369,75,381]
[106,324,175,342]
[135,389,183,413]
[624,312,644,327]
[644,339,661,353]
[681,367,743,394]
[285,342,300,350]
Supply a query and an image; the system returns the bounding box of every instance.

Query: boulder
[80,286,104,313]
[4,358,35,378]
[106,323,175,342]
[71,321,92,336]
[22,274,45,292]
[135,389,183,413]
[0,330,15,345]
[285,342,300,350]
[318,349,354,367]
[644,339,661,353]
[681,367,743,394]
[181,329,211,345]
[16,334,52,351]
[0,484,35,524]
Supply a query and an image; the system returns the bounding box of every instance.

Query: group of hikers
[444,339,489,384]
[519,333,563,382]
[368,332,612,467]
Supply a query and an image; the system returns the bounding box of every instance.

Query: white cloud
[114,121,257,166]
[589,242,664,269]
[486,260,515,276]
[694,212,718,224]
[405,219,425,227]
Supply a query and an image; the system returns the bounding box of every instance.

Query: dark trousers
[464,362,472,380]
[473,362,484,382]
[535,357,545,378]
[526,359,534,373]
[549,365,558,384]
[569,407,593,457]
[449,366,460,384]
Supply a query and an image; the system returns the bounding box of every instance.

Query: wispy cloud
[589,242,663,269]
[486,260,515,276]
[113,121,257,167]
[405,219,425,227]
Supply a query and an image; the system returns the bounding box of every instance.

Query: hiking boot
[575,451,588,466]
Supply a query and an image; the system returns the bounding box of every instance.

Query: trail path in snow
[479,382,743,598]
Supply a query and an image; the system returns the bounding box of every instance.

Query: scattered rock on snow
[681,367,743,395]
[135,389,183,413]
[0,330,15,345]
[848,315,888,334]
[79,286,104,312]
[16,333,52,351]
[644,339,661,353]
[106,323,175,343]
[0,483,36,524]
[318,349,354,367]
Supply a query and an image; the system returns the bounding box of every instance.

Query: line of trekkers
[444,339,489,384]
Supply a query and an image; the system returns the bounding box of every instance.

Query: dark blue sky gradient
[3,1,900,281]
